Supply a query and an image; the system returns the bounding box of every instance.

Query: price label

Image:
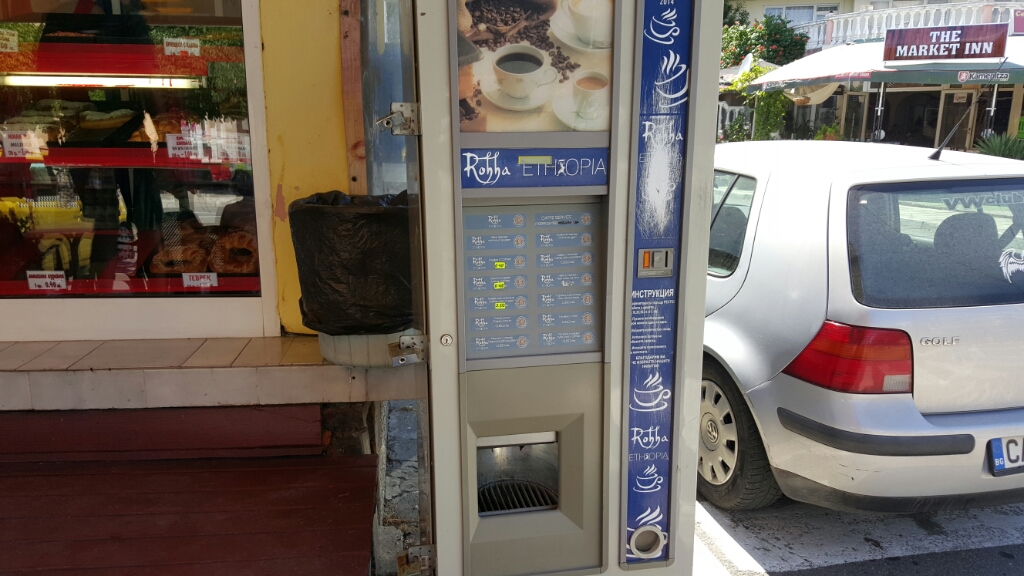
[182,272,218,287]
[166,134,196,159]
[493,281,505,290]
[2,131,30,158]
[494,261,506,269]
[27,271,67,290]
[494,302,506,310]
[0,29,18,53]
[163,37,201,56]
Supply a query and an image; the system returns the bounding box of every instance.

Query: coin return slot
[476,435,559,517]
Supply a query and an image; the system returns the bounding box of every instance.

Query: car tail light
[782,321,913,394]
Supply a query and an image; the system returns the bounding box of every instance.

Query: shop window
[0,1,257,298]
[764,4,835,25]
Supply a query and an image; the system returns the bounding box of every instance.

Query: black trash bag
[288,190,412,335]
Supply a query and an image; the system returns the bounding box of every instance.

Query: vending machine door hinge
[389,334,428,367]
[376,102,421,135]
[397,544,434,576]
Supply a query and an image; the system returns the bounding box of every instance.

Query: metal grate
[478,480,558,517]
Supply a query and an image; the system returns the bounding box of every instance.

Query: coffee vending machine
[410,0,721,570]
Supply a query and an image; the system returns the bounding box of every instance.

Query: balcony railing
[794,2,1022,52]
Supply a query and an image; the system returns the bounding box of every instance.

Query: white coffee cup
[572,70,610,120]
[566,0,613,48]
[492,44,558,100]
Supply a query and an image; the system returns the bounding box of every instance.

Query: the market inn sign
[884,24,1008,61]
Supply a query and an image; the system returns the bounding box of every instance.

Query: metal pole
[872,82,886,142]
[983,84,999,137]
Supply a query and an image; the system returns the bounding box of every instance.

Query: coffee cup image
[634,464,664,492]
[492,44,559,99]
[631,386,672,411]
[573,70,610,120]
[564,0,613,48]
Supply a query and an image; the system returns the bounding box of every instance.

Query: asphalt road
[694,496,1024,576]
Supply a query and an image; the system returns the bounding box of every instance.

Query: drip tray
[478,480,558,516]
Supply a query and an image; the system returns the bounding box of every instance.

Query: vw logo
[705,420,720,444]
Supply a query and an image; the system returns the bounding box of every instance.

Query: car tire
[697,360,782,510]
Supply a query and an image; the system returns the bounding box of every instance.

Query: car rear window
[848,179,1024,308]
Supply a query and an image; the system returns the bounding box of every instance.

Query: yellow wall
[260,0,351,334]
[741,0,855,22]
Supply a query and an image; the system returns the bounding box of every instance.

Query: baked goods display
[149,245,208,274]
[149,218,258,276]
[209,230,259,274]
[79,109,136,130]
[128,109,199,143]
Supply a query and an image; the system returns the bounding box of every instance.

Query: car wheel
[697,361,781,510]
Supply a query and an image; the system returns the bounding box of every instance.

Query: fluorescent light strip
[0,76,202,89]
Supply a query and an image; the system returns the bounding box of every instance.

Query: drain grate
[478,480,558,516]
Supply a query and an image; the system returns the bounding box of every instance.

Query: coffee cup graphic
[630,372,671,412]
[572,71,610,120]
[634,464,664,493]
[563,0,613,48]
[492,44,558,99]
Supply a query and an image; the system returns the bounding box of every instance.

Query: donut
[209,231,258,274]
[150,245,208,274]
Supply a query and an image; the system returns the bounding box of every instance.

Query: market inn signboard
[883,23,1008,61]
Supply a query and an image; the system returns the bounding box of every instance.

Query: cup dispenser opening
[476,432,559,517]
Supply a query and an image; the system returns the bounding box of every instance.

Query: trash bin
[288,190,412,336]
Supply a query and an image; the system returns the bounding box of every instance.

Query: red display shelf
[0,43,245,77]
[0,146,241,171]
[0,276,260,296]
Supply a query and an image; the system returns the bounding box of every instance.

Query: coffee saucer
[552,90,610,131]
[482,82,557,112]
[550,10,611,52]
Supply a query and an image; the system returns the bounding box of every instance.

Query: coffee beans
[549,46,580,82]
[467,0,582,81]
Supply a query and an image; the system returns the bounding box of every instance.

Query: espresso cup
[573,71,610,120]
[632,386,671,408]
[493,44,558,99]
[566,0,613,48]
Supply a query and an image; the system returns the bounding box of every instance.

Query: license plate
[989,437,1024,477]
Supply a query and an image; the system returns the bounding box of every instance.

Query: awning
[752,36,1024,91]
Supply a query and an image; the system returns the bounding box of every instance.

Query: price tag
[166,134,195,159]
[163,37,201,56]
[0,29,18,53]
[493,281,505,290]
[494,261,506,269]
[2,131,29,158]
[494,302,506,310]
[27,271,67,290]
[182,272,218,287]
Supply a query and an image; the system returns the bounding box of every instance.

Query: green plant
[724,65,787,140]
[721,15,809,68]
[813,123,841,141]
[975,133,1024,160]
[723,115,750,142]
[723,0,750,26]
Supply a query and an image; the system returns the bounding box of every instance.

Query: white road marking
[693,499,1024,574]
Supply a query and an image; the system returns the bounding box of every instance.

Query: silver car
[700,141,1024,512]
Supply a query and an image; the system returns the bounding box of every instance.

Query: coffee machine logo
[634,464,664,493]
[631,426,669,449]
[463,151,509,186]
[631,371,671,412]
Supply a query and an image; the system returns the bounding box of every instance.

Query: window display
[0,0,257,297]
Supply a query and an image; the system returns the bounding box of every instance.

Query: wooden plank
[22,554,370,576]
[340,0,367,195]
[0,454,376,477]
[0,446,324,463]
[0,406,322,458]
[0,466,376,496]
[182,339,251,368]
[0,507,370,543]
[0,529,373,571]
[17,340,103,371]
[0,485,376,519]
